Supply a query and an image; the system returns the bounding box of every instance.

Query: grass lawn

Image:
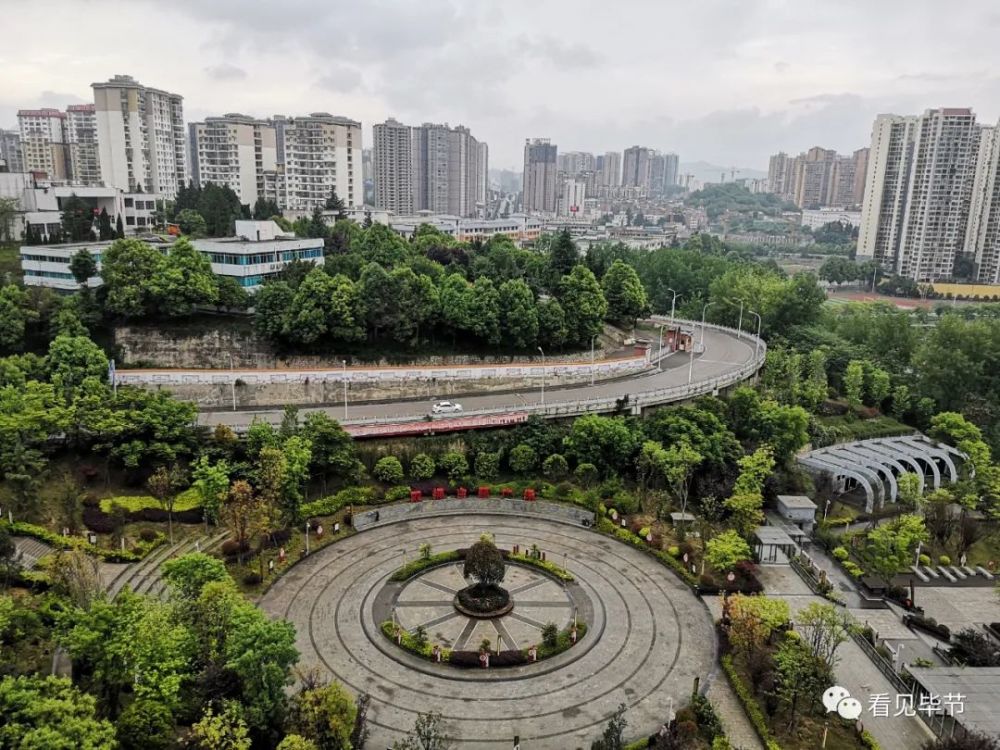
[98,487,202,513]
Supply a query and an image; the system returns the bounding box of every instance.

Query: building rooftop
[776,495,817,510]
[908,667,1000,738]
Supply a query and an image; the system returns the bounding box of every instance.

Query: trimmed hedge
[390,551,462,582]
[300,486,379,518]
[389,549,574,583]
[903,613,951,640]
[0,520,166,562]
[597,517,699,588]
[720,655,782,750]
[98,487,202,513]
[382,619,587,667]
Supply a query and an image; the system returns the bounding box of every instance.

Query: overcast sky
[4,0,1000,171]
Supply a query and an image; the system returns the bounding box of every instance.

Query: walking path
[756,566,935,750]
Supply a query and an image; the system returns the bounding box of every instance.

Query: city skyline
[6,0,1000,170]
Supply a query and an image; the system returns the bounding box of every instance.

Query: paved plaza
[260,514,717,749]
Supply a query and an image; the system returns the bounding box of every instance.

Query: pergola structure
[797,435,965,512]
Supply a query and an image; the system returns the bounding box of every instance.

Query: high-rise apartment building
[766,147,868,208]
[622,146,652,192]
[767,152,795,199]
[0,130,25,174]
[858,108,979,281]
[663,153,679,190]
[599,151,621,187]
[558,151,595,176]
[558,178,587,216]
[478,142,489,205]
[18,108,68,180]
[411,123,485,217]
[65,105,101,186]
[188,114,279,206]
[373,118,413,214]
[92,75,186,198]
[275,113,361,211]
[522,138,558,213]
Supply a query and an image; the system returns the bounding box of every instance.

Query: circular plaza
[259,514,717,749]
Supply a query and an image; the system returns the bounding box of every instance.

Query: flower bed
[380,619,587,668]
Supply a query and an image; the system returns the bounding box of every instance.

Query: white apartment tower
[373,118,414,214]
[65,105,101,186]
[189,114,279,206]
[478,142,489,205]
[412,123,484,217]
[275,113,361,211]
[0,130,25,174]
[522,138,558,213]
[857,109,980,281]
[92,75,186,198]
[18,108,68,180]
[622,146,652,192]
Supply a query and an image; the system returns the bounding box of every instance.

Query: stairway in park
[106,529,230,600]
[13,537,54,570]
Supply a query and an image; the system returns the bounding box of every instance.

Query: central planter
[453,583,514,619]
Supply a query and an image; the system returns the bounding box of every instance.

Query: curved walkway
[200,322,762,429]
[259,514,717,749]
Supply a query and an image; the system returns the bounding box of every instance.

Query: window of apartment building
[126,216,135,225]
[124,198,133,207]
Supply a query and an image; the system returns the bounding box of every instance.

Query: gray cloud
[515,36,602,69]
[317,64,363,93]
[204,63,247,81]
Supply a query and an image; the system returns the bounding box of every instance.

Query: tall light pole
[537,346,546,405]
[734,297,745,339]
[747,309,762,361]
[666,288,679,331]
[589,335,597,386]
[228,354,236,411]
[699,301,715,350]
[657,323,665,370]
[342,360,348,421]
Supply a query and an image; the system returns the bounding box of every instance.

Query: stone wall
[114,324,626,369]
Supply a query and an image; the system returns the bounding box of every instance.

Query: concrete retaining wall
[353,497,596,531]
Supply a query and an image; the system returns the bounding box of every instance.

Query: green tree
[559,266,608,345]
[175,208,208,236]
[286,269,363,346]
[0,196,18,242]
[253,281,295,342]
[374,456,405,484]
[796,601,853,670]
[590,703,627,750]
[601,259,649,325]
[410,453,436,481]
[46,334,107,393]
[563,414,637,475]
[190,702,251,750]
[325,188,346,217]
[843,359,865,407]
[439,452,468,482]
[537,298,569,349]
[474,450,501,481]
[191,456,231,524]
[151,237,219,316]
[0,674,116,750]
[253,197,282,220]
[0,285,31,353]
[867,514,928,587]
[197,183,243,237]
[574,462,599,487]
[542,453,569,480]
[287,682,357,750]
[463,538,506,588]
[277,736,319,750]
[508,443,537,474]
[705,529,752,572]
[393,711,454,750]
[897,472,924,511]
[115,214,125,238]
[467,276,502,344]
[61,193,95,242]
[773,632,827,730]
[301,413,359,486]
[281,435,313,523]
[116,698,174,750]
[69,248,98,286]
[498,279,539,348]
[147,464,186,543]
[548,230,579,279]
[866,364,892,407]
[100,238,166,319]
[162,552,230,601]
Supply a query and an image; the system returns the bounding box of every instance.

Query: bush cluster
[300,486,378,518]
[720,655,781,750]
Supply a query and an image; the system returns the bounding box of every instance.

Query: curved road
[196,323,760,429]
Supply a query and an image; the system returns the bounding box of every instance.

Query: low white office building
[800,207,862,230]
[20,220,323,292]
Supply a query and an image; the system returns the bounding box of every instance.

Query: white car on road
[431,400,463,415]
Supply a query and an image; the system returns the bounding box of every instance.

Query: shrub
[667,546,680,557]
[300,486,378,518]
[475,451,501,481]
[639,527,651,539]
[138,528,158,543]
[939,554,952,566]
[508,443,537,474]
[919,554,931,566]
[409,453,435,481]
[721,655,780,750]
[373,456,404,484]
[611,490,638,515]
[243,571,262,586]
[554,481,574,499]
[542,453,569,480]
[221,539,247,558]
[541,622,559,648]
[574,462,599,488]
[116,698,174,750]
[383,485,412,503]
[439,451,469,482]
[832,546,849,560]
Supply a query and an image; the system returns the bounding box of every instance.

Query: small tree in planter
[705,530,752,574]
[542,623,558,649]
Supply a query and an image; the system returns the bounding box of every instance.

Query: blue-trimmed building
[20,220,324,292]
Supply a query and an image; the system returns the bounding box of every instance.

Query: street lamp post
[746,309,762,361]
[537,346,546,405]
[699,301,714,350]
[657,324,665,371]
[342,360,348,421]
[735,298,745,339]
[666,288,679,331]
[590,335,597,386]
[228,354,236,411]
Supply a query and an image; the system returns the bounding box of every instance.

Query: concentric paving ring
[260,514,717,749]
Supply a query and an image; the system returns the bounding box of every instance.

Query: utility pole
[537,346,546,405]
